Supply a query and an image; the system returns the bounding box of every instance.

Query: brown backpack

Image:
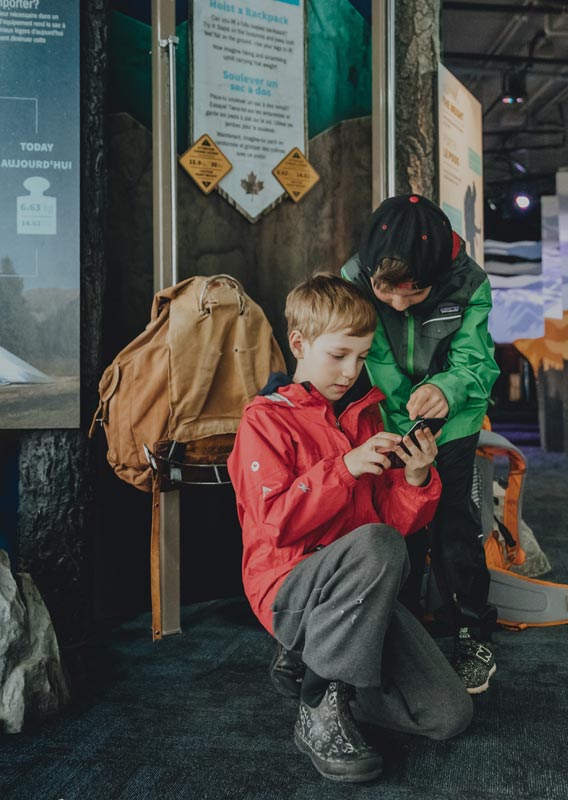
[90,274,286,492]
[89,275,286,640]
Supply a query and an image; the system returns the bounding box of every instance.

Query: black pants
[403,433,495,634]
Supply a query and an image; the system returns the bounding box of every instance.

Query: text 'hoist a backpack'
[90,275,286,638]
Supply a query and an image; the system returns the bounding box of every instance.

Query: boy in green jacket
[342,194,500,694]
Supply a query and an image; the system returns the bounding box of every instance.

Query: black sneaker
[294,681,383,783]
[451,627,496,694]
[269,644,305,698]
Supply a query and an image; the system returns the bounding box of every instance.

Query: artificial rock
[0,550,69,734]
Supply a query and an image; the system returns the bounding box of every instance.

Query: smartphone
[386,417,447,468]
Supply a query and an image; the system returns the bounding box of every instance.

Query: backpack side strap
[477,430,527,566]
[151,475,162,642]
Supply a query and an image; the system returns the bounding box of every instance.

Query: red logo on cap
[409,196,419,203]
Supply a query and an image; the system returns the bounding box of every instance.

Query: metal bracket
[159,35,180,48]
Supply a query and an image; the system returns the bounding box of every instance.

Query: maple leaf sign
[241,172,264,195]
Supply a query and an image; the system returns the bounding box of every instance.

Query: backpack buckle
[143,443,158,471]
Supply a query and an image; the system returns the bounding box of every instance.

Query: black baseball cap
[359,194,453,288]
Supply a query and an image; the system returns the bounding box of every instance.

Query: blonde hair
[285,271,377,342]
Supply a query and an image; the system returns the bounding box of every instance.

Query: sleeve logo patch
[251,461,260,472]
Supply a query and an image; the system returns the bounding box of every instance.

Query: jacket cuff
[336,455,359,488]
[392,465,441,496]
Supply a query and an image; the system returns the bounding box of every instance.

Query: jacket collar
[258,372,384,411]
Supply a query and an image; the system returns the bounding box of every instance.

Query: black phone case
[387,418,447,468]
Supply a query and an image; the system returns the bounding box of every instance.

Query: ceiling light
[514,194,531,211]
[501,71,527,105]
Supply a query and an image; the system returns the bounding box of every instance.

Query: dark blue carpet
[1,447,567,799]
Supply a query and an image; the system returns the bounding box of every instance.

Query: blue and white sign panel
[555,170,568,313]
[541,195,563,320]
[485,240,544,344]
[0,0,79,429]
[192,0,305,222]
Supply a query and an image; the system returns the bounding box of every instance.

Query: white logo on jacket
[251,461,260,472]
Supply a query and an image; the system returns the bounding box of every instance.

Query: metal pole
[152,0,181,637]
[162,32,179,285]
[371,0,396,209]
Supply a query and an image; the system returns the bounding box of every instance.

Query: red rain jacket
[227,380,441,634]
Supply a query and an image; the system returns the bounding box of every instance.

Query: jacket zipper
[335,386,381,443]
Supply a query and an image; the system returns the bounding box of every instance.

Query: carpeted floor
[1,446,567,800]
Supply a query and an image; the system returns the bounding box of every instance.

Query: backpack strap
[488,568,568,629]
[150,474,162,641]
[197,274,245,315]
[477,430,527,567]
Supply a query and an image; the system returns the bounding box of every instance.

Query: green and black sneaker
[451,627,496,694]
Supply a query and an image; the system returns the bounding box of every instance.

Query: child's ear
[289,329,304,359]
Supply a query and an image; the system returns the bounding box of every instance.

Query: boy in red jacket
[227,274,472,784]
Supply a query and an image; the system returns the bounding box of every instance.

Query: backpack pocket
[98,363,122,466]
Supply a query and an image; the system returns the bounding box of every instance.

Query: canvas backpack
[422,429,568,630]
[89,274,286,638]
[90,274,286,491]
[474,429,568,629]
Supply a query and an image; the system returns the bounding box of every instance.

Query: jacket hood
[259,371,293,395]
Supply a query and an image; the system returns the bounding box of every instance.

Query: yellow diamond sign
[179,134,232,195]
[272,148,320,203]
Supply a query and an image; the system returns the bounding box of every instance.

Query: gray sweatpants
[271,524,473,740]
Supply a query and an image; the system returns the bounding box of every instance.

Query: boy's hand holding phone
[343,432,403,479]
[386,417,445,486]
[396,425,438,486]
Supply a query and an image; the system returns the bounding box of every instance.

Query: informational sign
[179,134,233,194]
[555,170,568,312]
[191,0,306,222]
[438,63,484,266]
[0,0,79,429]
[541,195,563,320]
[272,147,319,202]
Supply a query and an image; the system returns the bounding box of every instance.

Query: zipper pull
[336,418,344,432]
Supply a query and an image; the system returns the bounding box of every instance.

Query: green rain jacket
[342,235,500,446]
